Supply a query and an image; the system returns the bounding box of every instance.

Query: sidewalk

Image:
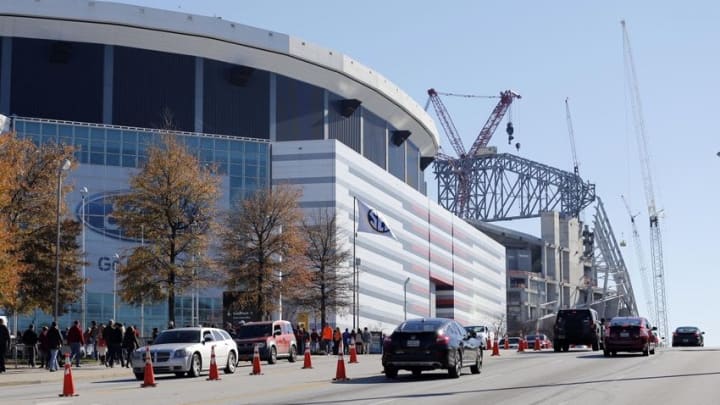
[0,360,131,387]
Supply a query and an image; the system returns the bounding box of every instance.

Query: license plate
[406,340,420,347]
[683,339,688,343]
[620,332,629,338]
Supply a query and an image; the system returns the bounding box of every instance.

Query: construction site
[424,21,669,340]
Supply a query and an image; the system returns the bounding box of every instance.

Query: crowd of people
[2,319,144,372]
[295,324,374,356]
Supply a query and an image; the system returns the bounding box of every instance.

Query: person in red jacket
[67,320,85,367]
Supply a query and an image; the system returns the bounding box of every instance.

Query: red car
[603,316,656,356]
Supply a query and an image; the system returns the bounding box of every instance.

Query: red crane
[426,88,521,215]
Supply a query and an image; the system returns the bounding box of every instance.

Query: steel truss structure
[589,197,638,318]
[434,153,596,222]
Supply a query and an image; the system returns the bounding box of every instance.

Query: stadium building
[0,0,505,336]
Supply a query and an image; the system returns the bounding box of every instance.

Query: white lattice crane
[565,98,580,176]
[622,20,669,339]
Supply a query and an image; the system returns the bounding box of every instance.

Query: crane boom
[427,88,466,158]
[565,98,580,175]
[621,195,656,324]
[468,90,521,156]
[622,20,669,340]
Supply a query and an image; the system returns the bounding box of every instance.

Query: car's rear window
[557,310,591,322]
[397,320,443,332]
[154,330,200,344]
[237,324,273,338]
[610,318,642,327]
[676,327,698,333]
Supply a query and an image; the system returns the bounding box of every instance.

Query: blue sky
[120,1,719,345]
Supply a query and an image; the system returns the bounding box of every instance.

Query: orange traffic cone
[504,336,509,350]
[250,344,262,375]
[301,345,313,369]
[534,334,541,351]
[491,339,500,356]
[59,353,78,397]
[332,342,349,381]
[207,345,221,381]
[517,338,525,353]
[348,338,359,364]
[486,338,492,350]
[141,346,157,387]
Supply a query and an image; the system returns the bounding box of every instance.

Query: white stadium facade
[0,0,505,335]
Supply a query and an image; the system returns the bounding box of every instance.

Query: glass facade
[11,117,269,335]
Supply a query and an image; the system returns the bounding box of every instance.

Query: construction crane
[426,88,521,215]
[621,195,656,325]
[622,20,669,340]
[565,98,580,176]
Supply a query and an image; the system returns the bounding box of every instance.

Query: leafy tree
[0,134,82,314]
[300,208,352,328]
[220,185,310,321]
[112,133,220,323]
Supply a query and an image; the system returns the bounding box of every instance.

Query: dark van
[553,308,601,352]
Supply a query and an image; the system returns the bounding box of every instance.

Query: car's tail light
[436,335,450,345]
[695,332,700,337]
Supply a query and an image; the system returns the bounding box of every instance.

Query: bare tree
[112,133,220,323]
[300,208,352,329]
[220,185,310,321]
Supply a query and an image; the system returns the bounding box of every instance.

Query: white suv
[131,327,237,380]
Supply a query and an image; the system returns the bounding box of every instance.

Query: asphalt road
[1,347,718,404]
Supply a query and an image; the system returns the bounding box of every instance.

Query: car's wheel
[448,351,461,378]
[225,351,237,374]
[384,366,398,378]
[288,345,297,363]
[592,340,600,351]
[134,372,144,381]
[611,351,617,356]
[412,369,422,377]
[470,349,482,374]
[562,344,570,352]
[267,346,277,364]
[188,353,201,377]
[603,349,610,357]
[553,343,561,353]
[642,345,649,356]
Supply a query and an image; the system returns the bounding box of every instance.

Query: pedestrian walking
[46,322,63,372]
[354,329,363,354]
[67,320,85,367]
[0,317,10,373]
[342,328,351,354]
[21,324,39,367]
[38,326,49,369]
[96,325,108,366]
[122,325,140,368]
[310,328,320,354]
[332,327,342,355]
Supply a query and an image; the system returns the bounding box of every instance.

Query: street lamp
[113,253,120,321]
[403,277,410,320]
[80,187,88,329]
[54,158,72,323]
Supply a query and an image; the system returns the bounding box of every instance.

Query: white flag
[356,199,397,240]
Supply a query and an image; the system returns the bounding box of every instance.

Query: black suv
[553,308,601,352]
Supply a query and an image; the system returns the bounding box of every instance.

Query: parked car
[672,326,704,347]
[382,318,483,378]
[553,308,602,352]
[525,334,552,349]
[498,336,521,349]
[130,327,237,380]
[464,325,493,349]
[603,316,656,356]
[234,320,297,364]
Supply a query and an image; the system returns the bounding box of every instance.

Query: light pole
[403,277,410,320]
[80,187,88,329]
[54,158,72,323]
[113,253,119,321]
[354,258,361,329]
